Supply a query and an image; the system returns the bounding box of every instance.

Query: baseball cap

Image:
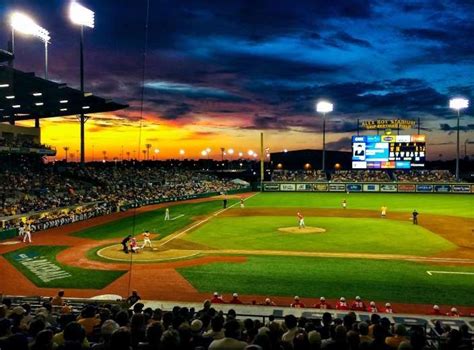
[320,297,325,301]
[233,293,238,297]
[355,296,361,301]
[213,292,218,296]
[340,297,346,302]
[370,301,376,306]
[12,306,26,315]
[101,320,119,335]
[265,298,271,303]
[294,296,300,300]
[385,303,391,307]
[191,319,203,332]
[433,305,440,310]
[451,307,458,313]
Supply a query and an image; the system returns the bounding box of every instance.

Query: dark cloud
[325,137,352,151]
[326,32,372,48]
[439,123,474,133]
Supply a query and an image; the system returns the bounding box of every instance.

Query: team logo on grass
[15,253,71,283]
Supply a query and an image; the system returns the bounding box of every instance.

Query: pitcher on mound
[297,212,305,229]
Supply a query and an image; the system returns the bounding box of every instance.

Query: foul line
[170,214,184,221]
[158,192,260,247]
[426,270,474,276]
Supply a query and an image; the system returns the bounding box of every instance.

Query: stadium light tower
[69,1,95,165]
[316,101,333,172]
[10,12,50,79]
[449,98,469,181]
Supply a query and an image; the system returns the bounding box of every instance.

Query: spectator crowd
[0,292,472,350]
[1,163,248,233]
[394,170,456,183]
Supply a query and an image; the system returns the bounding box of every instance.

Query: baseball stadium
[1,1,474,350]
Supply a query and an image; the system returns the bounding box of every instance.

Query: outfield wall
[263,182,474,194]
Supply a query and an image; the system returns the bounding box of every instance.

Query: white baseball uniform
[23,227,32,243]
[164,208,170,221]
[141,232,152,249]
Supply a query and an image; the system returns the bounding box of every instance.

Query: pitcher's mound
[278,227,326,234]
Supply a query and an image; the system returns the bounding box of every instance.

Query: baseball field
[1,192,473,313]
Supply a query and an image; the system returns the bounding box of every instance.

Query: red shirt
[351,301,366,311]
[384,307,394,313]
[431,309,442,315]
[291,301,305,308]
[230,297,243,304]
[211,296,225,304]
[314,302,332,310]
[336,301,349,310]
[368,306,378,313]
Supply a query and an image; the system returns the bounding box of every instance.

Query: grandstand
[0,294,473,350]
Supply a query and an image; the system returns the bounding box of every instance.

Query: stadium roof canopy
[0,65,128,123]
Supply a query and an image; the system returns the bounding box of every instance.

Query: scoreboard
[352,135,426,169]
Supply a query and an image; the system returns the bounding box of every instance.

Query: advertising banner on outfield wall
[313,184,328,192]
[263,183,280,191]
[346,184,362,192]
[296,184,313,191]
[363,184,380,192]
[398,184,416,192]
[380,184,398,192]
[434,185,451,193]
[416,184,433,192]
[280,184,296,191]
[451,185,470,193]
[329,184,346,192]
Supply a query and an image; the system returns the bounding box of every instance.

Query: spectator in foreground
[126,291,141,306]
[208,319,247,350]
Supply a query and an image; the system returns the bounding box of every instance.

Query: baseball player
[381,205,387,218]
[130,237,140,253]
[23,224,32,244]
[141,230,152,249]
[297,212,305,229]
[342,199,347,209]
[412,209,418,225]
[18,223,25,241]
[164,208,170,221]
[240,197,245,208]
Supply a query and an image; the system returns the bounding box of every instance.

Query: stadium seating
[0,295,472,350]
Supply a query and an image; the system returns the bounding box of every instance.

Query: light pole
[449,98,469,181]
[316,101,334,172]
[10,12,50,79]
[69,1,95,165]
[145,144,152,160]
[63,147,70,162]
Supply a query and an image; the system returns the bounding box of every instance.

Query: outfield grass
[246,193,474,218]
[184,216,456,256]
[73,200,231,240]
[4,246,125,289]
[178,255,474,306]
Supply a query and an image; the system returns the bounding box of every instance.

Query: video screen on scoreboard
[352,135,426,169]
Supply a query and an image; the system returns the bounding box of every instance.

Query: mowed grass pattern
[178,256,474,306]
[185,216,456,256]
[246,193,474,218]
[73,200,229,240]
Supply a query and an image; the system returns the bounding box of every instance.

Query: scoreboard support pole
[260,132,264,192]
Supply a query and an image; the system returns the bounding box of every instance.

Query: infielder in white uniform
[23,225,32,243]
[164,208,170,221]
[18,225,25,240]
[141,230,152,249]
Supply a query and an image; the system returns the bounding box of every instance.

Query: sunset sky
[2,0,473,161]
